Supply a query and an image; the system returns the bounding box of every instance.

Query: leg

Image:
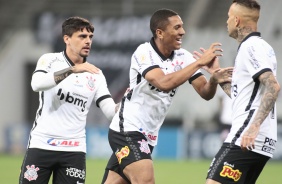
[206,179,221,184]
[102,153,129,184]
[103,170,128,184]
[243,152,270,184]
[123,159,154,184]
[19,148,53,184]
[105,129,154,184]
[53,151,86,184]
[206,143,244,184]
[206,143,269,184]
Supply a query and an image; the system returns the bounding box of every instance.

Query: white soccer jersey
[110,38,202,146]
[28,50,111,153]
[225,32,278,157]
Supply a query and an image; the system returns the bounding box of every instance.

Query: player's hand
[210,67,233,84]
[72,62,100,74]
[240,123,260,151]
[193,43,223,70]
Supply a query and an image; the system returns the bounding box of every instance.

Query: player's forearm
[199,76,218,100]
[154,61,201,92]
[220,82,231,98]
[31,67,74,92]
[252,73,280,126]
[54,66,73,84]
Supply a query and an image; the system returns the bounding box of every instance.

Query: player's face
[227,4,238,39]
[65,28,93,58]
[162,15,185,51]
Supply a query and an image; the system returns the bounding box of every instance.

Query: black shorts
[103,129,154,182]
[207,143,270,184]
[19,148,86,184]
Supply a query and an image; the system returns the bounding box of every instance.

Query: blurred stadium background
[0,0,282,163]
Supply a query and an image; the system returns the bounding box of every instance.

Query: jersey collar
[150,37,174,61]
[63,49,87,66]
[238,32,261,51]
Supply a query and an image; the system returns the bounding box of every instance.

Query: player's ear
[156,29,164,40]
[235,16,240,27]
[63,35,70,45]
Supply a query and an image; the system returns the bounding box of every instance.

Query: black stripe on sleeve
[33,70,47,74]
[142,65,160,78]
[252,68,272,82]
[96,94,112,107]
[189,72,203,84]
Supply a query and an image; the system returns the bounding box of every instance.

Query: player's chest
[158,58,186,74]
[57,72,99,96]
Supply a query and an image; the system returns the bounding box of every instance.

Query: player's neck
[155,39,173,58]
[65,50,85,65]
[237,24,257,43]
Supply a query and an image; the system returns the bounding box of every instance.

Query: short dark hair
[150,9,178,38]
[62,16,94,37]
[232,0,260,10]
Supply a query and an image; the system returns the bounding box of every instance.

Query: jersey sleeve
[31,54,56,91]
[132,44,160,78]
[94,71,112,107]
[182,49,203,83]
[243,43,273,81]
[34,54,54,73]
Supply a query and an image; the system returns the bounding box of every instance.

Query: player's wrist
[209,75,218,85]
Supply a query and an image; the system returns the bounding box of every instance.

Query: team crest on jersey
[86,75,96,91]
[115,146,130,164]
[171,60,184,71]
[138,139,151,154]
[140,54,146,62]
[24,165,40,181]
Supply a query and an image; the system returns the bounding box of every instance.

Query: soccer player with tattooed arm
[194,1,281,184]
[19,16,119,184]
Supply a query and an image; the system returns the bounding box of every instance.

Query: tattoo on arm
[220,82,231,98]
[54,67,73,84]
[252,72,280,126]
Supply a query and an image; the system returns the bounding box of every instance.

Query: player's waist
[28,134,86,152]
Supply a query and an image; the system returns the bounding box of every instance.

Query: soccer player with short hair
[19,16,117,184]
[205,0,280,183]
[102,9,232,184]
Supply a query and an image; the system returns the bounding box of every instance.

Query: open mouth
[176,38,182,44]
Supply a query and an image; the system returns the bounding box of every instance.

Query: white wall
[0,30,51,151]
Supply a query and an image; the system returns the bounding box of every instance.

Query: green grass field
[2,154,281,184]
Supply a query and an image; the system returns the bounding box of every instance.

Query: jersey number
[232,84,238,97]
[149,84,176,97]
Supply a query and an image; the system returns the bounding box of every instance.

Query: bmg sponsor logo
[66,167,85,180]
[57,88,87,112]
